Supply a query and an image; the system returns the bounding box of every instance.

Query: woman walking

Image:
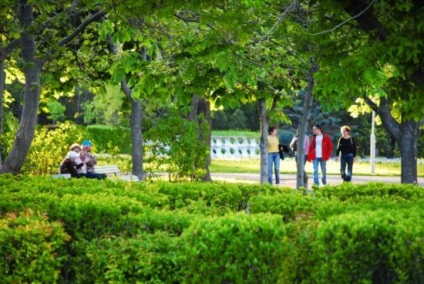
[267,126,280,185]
[336,125,356,182]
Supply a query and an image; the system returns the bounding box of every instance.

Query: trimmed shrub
[83,232,180,283]
[0,175,423,283]
[282,209,424,283]
[180,213,289,283]
[249,190,315,222]
[0,209,70,283]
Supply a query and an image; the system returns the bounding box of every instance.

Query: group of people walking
[60,140,106,179]
[267,124,356,186]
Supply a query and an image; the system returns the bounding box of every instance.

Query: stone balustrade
[211,136,260,159]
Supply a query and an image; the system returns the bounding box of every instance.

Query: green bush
[84,125,131,154]
[2,122,132,175]
[16,122,85,175]
[144,109,210,181]
[84,232,180,283]
[249,190,315,222]
[315,182,424,202]
[180,213,289,284]
[282,209,424,283]
[0,209,70,283]
[0,175,423,283]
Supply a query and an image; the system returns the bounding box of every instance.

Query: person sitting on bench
[60,143,85,178]
[80,140,107,180]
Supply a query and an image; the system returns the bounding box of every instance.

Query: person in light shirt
[267,126,280,185]
[307,124,333,186]
[59,143,85,178]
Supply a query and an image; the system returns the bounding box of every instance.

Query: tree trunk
[259,96,268,184]
[367,97,419,184]
[343,0,421,184]
[189,95,212,181]
[130,97,144,181]
[296,59,319,189]
[0,3,42,174]
[106,39,145,181]
[0,58,4,164]
[398,121,418,184]
[121,80,144,181]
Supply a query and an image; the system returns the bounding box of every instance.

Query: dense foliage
[0,176,422,283]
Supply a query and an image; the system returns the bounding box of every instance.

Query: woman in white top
[60,143,85,178]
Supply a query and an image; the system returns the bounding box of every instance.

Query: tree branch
[175,10,200,23]
[0,39,21,60]
[260,0,298,41]
[67,0,80,15]
[58,9,107,47]
[310,0,378,36]
[364,96,400,140]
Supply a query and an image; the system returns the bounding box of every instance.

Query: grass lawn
[211,157,424,177]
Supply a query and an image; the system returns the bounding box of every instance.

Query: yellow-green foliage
[1,121,132,175]
[0,209,70,283]
[0,175,423,283]
[22,122,85,175]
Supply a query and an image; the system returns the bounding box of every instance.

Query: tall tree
[310,0,423,183]
[0,1,106,174]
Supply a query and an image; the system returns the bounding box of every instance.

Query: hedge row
[0,175,423,283]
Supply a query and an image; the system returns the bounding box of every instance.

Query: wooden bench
[95,165,140,182]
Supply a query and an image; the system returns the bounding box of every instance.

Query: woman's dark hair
[269,126,277,134]
[312,124,324,137]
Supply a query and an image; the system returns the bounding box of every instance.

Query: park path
[210,173,424,188]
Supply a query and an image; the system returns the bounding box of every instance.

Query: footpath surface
[210,173,424,188]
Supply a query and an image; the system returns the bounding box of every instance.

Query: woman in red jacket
[307,124,333,186]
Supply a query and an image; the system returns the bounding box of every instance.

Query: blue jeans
[312,158,327,185]
[340,153,354,182]
[268,152,280,184]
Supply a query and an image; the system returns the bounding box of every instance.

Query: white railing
[211,136,260,159]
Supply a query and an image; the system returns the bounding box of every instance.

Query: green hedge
[0,175,423,283]
[0,209,69,283]
[83,232,180,283]
[179,213,289,284]
[282,209,424,283]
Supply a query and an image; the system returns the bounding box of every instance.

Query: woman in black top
[336,125,356,182]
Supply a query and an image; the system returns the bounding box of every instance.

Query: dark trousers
[340,153,354,182]
[80,172,107,180]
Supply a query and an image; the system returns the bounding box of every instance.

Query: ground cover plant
[0,175,422,283]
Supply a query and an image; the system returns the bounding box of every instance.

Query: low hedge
[0,209,70,283]
[0,175,423,283]
[179,213,289,284]
[282,209,424,283]
[83,232,180,283]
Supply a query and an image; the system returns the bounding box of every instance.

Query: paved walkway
[210,173,424,188]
